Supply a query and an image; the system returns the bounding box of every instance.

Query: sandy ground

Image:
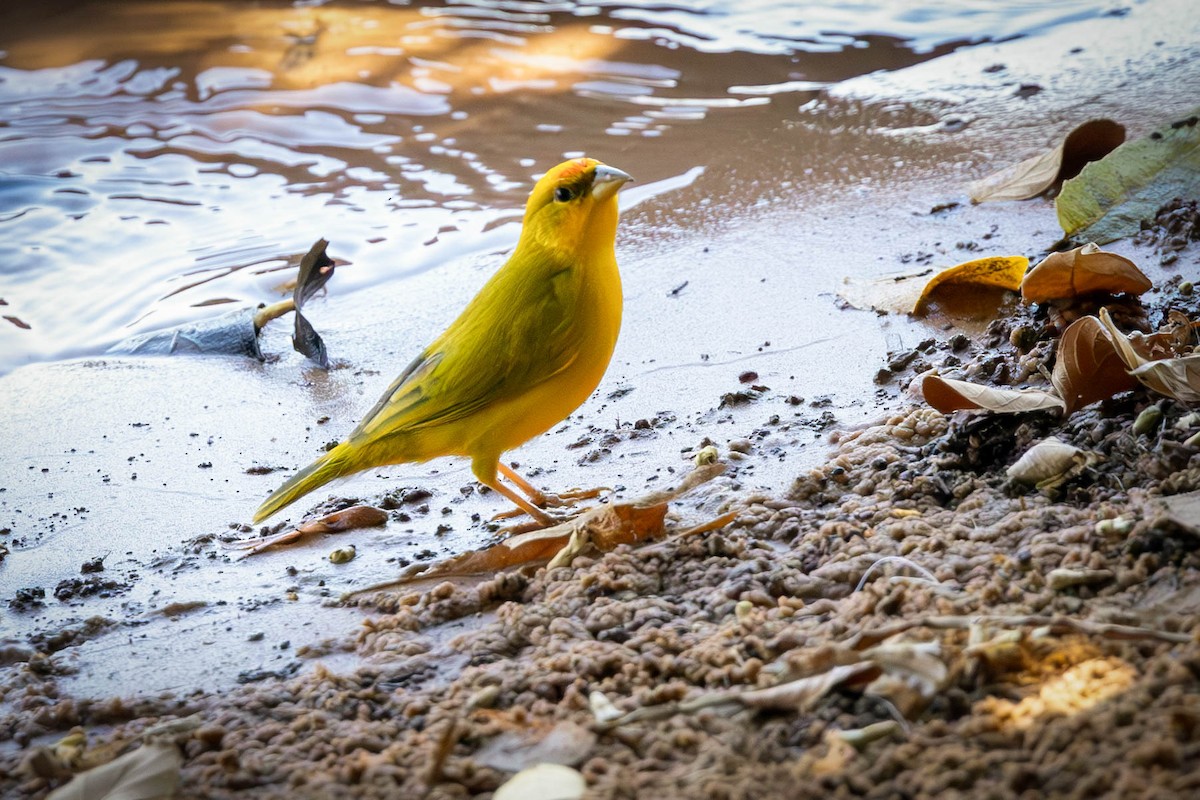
[3,2,1200,797]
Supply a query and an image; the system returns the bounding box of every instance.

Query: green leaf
[1056,111,1200,244]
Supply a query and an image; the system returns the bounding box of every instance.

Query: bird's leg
[496,462,608,508]
[481,476,559,527]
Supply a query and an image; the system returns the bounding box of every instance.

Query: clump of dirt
[1135,197,1200,266]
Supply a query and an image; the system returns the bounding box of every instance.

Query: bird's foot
[529,485,611,509]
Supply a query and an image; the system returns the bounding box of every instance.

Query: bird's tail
[252,444,356,524]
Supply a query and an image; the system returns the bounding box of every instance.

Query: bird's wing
[350,253,584,441]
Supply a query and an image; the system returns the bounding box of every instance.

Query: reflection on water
[0,0,1110,372]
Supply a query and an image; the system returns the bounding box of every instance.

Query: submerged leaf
[912,255,1028,315]
[1021,243,1151,303]
[1051,315,1139,413]
[1057,111,1200,244]
[922,374,1064,414]
[47,744,181,800]
[969,118,1125,203]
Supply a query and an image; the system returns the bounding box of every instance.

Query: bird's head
[520,157,632,255]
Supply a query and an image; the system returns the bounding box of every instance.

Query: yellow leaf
[912,255,1029,315]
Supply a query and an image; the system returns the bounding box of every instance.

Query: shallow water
[0,0,1112,373]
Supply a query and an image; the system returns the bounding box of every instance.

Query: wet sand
[3,1,1200,797]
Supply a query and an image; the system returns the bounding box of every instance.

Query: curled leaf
[1022,243,1150,303]
[913,255,1028,315]
[1099,307,1200,402]
[922,374,1064,414]
[969,118,1125,203]
[1006,437,1085,484]
[1051,315,1139,413]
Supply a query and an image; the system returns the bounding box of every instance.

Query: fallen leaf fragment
[493,764,585,800]
[922,374,1064,414]
[1006,438,1085,484]
[230,505,388,556]
[969,118,1125,203]
[912,255,1029,315]
[863,641,947,698]
[838,270,934,316]
[1051,315,1139,413]
[1160,490,1200,534]
[47,743,181,800]
[1099,308,1200,402]
[475,720,595,772]
[349,464,726,592]
[1021,243,1151,303]
[1058,110,1200,244]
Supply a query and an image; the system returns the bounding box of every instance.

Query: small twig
[854,556,939,592]
[847,613,1193,650]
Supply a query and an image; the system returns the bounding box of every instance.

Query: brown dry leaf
[1052,315,1139,413]
[912,255,1029,315]
[47,744,181,800]
[229,505,388,556]
[922,374,1065,414]
[1099,308,1200,402]
[1021,243,1151,303]
[371,463,726,586]
[969,119,1125,203]
[475,718,596,772]
[733,662,881,711]
[1160,490,1200,534]
[1130,357,1200,403]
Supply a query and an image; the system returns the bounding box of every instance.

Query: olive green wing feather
[349,252,584,442]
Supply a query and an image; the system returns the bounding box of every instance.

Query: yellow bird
[254,157,632,525]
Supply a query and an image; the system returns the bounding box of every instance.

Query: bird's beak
[591,165,633,202]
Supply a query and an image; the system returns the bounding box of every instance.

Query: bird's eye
[554,186,573,203]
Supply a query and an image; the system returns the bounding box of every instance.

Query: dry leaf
[1021,243,1151,303]
[1160,490,1200,534]
[1099,308,1200,402]
[47,744,181,800]
[1129,358,1200,403]
[912,255,1029,315]
[493,763,585,800]
[863,641,947,698]
[969,119,1125,203]
[838,270,935,316]
[230,505,388,556]
[922,374,1064,414]
[1051,315,1139,413]
[734,661,881,711]
[475,720,596,772]
[350,463,726,592]
[1006,438,1085,484]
